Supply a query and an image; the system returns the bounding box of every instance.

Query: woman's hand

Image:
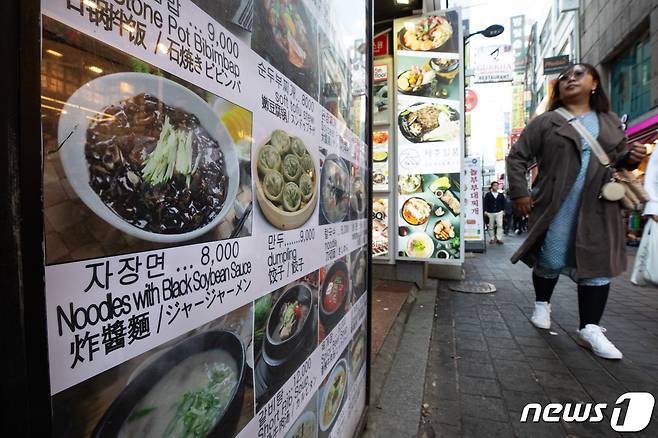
[513,196,533,217]
[628,142,647,165]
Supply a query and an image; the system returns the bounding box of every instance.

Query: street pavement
[420,233,658,437]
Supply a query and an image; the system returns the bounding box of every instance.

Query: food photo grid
[372,129,390,191]
[398,173,462,260]
[394,11,463,263]
[42,18,253,265]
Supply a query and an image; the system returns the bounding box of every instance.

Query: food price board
[372,54,395,263]
[393,10,465,264]
[40,0,370,437]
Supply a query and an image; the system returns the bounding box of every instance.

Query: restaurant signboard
[393,10,465,264]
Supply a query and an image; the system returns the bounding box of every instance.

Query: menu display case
[18,0,373,436]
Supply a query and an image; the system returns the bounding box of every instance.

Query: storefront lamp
[482,24,504,37]
[465,24,505,43]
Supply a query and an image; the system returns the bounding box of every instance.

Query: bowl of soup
[320,260,349,327]
[264,283,315,362]
[319,359,348,431]
[92,330,246,438]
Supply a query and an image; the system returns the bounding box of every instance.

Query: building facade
[524,0,580,118]
[580,0,658,127]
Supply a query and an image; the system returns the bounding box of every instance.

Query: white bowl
[57,72,239,243]
[319,358,348,431]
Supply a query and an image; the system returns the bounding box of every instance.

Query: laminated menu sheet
[41,0,369,436]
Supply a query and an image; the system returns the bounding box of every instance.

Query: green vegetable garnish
[412,239,426,251]
[127,406,157,423]
[163,363,235,438]
[141,115,195,186]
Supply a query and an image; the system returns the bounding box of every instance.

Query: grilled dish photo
[398,102,460,143]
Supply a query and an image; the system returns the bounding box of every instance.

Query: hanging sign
[374,31,389,57]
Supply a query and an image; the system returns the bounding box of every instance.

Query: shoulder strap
[554,107,611,167]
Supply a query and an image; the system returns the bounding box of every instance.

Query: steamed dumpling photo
[258,144,282,175]
[282,182,302,212]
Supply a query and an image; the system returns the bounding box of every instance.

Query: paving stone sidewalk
[420,234,658,438]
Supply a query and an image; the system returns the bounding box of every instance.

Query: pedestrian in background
[503,191,514,236]
[484,181,505,244]
[631,149,658,286]
[643,148,658,223]
[507,63,646,360]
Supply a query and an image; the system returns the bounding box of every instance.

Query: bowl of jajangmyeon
[254,130,318,229]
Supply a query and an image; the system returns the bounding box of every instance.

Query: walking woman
[507,63,646,359]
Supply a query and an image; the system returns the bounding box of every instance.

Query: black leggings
[532,273,610,329]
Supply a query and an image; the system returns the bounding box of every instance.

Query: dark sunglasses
[557,67,588,82]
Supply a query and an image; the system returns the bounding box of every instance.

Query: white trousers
[486,211,504,241]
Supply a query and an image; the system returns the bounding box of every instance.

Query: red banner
[374,32,388,57]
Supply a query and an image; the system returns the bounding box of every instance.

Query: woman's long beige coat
[506,110,632,279]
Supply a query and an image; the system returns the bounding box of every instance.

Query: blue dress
[534,111,609,286]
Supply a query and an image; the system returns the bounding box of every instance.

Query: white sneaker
[530,302,551,329]
[576,324,623,360]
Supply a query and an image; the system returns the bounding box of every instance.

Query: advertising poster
[463,157,485,242]
[372,63,390,126]
[372,197,390,258]
[372,56,394,263]
[394,10,464,263]
[40,0,369,437]
[373,129,390,191]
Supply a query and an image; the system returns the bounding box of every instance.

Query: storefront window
[610,32,652,121]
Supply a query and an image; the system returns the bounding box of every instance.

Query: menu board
[40,1,369,437]
[394,10,464,263]
[372,129,390,191]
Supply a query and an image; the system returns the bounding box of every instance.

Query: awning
[626,113,658,146]
[627,127,658,146]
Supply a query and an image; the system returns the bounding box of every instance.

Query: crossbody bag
[554,107,649,212]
